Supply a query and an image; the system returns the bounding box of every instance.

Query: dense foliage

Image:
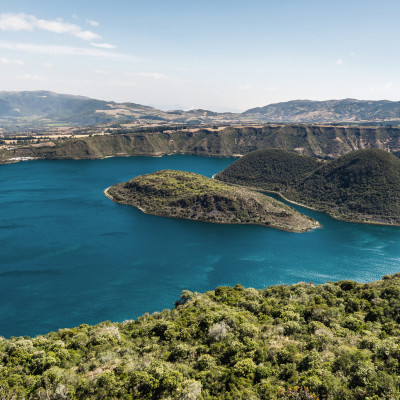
[215,149,321,191]
[106,170,318,232]
[2,274,400,398]
[217,149,400,224]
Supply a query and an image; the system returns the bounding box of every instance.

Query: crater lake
[1,155,400,338]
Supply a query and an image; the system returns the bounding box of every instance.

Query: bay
[1,155,400,338]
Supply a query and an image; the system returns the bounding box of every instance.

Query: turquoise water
[1,155,400,338]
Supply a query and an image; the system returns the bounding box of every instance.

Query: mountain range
[1,91,400,131]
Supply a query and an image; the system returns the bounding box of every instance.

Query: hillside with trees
[105,170,318,232]
[216,149,400,224]
[2,274,400,399]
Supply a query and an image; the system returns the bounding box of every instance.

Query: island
[105,169,319,232]
[216,148,400,225]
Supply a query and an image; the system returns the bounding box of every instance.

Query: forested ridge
[2,274,400,398]
[216,148,400,224]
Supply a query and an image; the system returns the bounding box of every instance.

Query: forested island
[105,170,318,232]
[2,274,400,399]
[216,148,400,225]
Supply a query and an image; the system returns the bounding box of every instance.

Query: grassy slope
[106,170,318,232]
[217,148,400,225]
[2,274,400,399]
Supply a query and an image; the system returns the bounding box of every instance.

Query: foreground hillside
[217,149,400,225]
[105,170,318,232]
[2,274,400,399]
[2,124,400,164]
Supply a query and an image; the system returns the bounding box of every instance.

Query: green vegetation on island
[105,170,318,232]
[3,274,400,399]
[216,148,400,225]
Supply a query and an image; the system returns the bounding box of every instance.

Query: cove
[1,155,400,338]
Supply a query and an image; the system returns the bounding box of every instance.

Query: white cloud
[383,82,393,90]
[138,72,167,80]
[336,58,343,65]
[350,52,355,57]
[0,57,24,65]
[86,19,99,27]
[95,69,111,74]
[42,62,54,68]
[239,84,252,91]
[0,42,134,60]
[125,72,167,80]
[90,42,116,49]
[0,13,100,41]
[19,73,47,81]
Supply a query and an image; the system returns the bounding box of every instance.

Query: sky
[0,0,399,112]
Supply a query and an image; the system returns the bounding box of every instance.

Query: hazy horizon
[0,1,399,111]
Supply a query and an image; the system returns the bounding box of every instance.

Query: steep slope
[244,98,400,123]
[105,170,319,232]
[294,149,400,223]
[215,148,322,191]
[4,124,400,163]
[216,148,400,224]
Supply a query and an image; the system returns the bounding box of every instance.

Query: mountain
[2,92,400,131]
[0,91,244,130]
[244,98,400,123]
[105,170,318,232]
[216,148,400,224]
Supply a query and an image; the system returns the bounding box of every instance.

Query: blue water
[1,155,400,338]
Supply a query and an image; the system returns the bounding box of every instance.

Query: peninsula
[105,170,319,232]
[216,148,400,225]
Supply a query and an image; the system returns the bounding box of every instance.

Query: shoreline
[213,177,400,227]
[103,185,318,233]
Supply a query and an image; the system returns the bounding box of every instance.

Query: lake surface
[1,155,400,338]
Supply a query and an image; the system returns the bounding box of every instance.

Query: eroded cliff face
[2,125,400,163]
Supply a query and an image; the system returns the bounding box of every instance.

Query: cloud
[86,19,99,27]
[95,69,111,74]
[42,62,54,68]
[0,13,100,41]
[383,82,393,90]
[0,57,24,65]
[239,84,252,91]
[125,72,168,80]
[91,42,116,49]
[19,73,47,81]
[336,58,343,65]
[0,42,134,60]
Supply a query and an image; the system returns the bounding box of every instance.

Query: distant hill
[0,91,243,130]
[244,99,400,123]
[2,92,400,131]
[105,170,318,232]
[216,148,400,224]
